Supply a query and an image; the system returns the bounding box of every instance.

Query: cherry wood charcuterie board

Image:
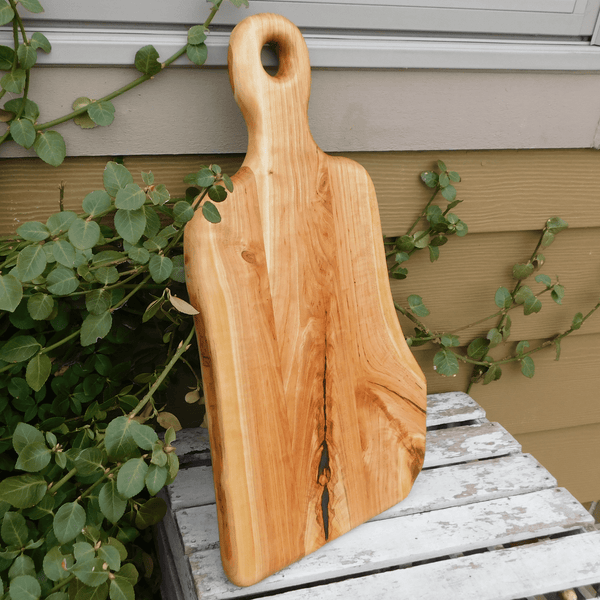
[183,13,427,588]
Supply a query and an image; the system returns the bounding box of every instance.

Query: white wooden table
[156,392,600,600]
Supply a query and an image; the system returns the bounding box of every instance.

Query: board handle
[228,13,312,135]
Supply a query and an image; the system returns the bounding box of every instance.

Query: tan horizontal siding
[3,149,600,235]
[516,422,600,503]
[414,333,600,436]
[392,228,600,342]
[2,148,600,501]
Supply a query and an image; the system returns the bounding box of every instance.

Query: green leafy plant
[388,162,600,393]
[0,0,248,165]
[0,159,230,598]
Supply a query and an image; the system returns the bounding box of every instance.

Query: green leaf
[13,422,44,453]
[541,230,555,248]
[523,294,542,315]
[50,240,74,269]
[208,184,227,203]
[0,474,46,508]
[438,172,449,187]
[8,575,41,600]
[0,273,23,312]
[186,42,208,66]
[19,0,44,13]
[53,501,86,544]
[115,183,145,210]
[98,545,121,572]
[17,44,37,69]
[0,335,40,362]
[105,416,139,461]
[134,45,161,75]
[512,263,534,281]
[467,337,489,360]
[33,131,66,166]
[516,340,530,355]
[173,201,194,223]
[166,452,179,485]
[546,216,568,234]
[25,353,52,392]
[568,314,584,334]
[222,173,234,192]
[148,183,169,206]
[513,285,533,305]
[0,0,14,25]
[1,69,26,93]
[482,364,500,386]
[395,252,410,264]
[16,244,47,282]
[440,334,460,347]
[420,171,438,188]
[454,220,468,237]
[43,547,72,582]
[441,185,456,201]
[395,235,414,253]
[127,246,150,265]
[187,25,207,45]
[68,219,101,250]
[46,267,79,295]
[520,356,535,378]
[117,458,148,499]
[17,221,50,242]
[407,294,430,317]
[551,284,565,305]
[428,245,439,263]
[151,443,167,467]
[145,464,168,496]
[413,231,430,249]
[99,480,127,524]
[135,497,167,529]
[433,349,459,377]
[46,210,77,236]
[429,235,448,247]
[74,447,104,477]
[0,45,14,70]
[494,287,512,310]
[103,162,134,196]
[27,293,53,320]
[94,266,119,285]
[148,255,173,284]
[114,208,146,244]
[73,542,95,564]
[82,190,111,217]
[30,32,51,52]
[110,576,134,600]
[80,311,112,347]
[85,289,112,316]
[15,441,51,472]
[486,328,502,348]
[87,101,115,126]
[72,557,109,587]
[194,168,215,188]
[1,511,28,546]
[165,427,176,446]
[201,200,221,223]
[535,274,552,288]
[448,171,460,182]
[131,424,158,451]
[10,118,36,148]
[141,170,154,185]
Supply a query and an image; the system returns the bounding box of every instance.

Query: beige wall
[3,67,600,160]
[2,149,599,501]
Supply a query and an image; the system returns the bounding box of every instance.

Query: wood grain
[183,14,426,586]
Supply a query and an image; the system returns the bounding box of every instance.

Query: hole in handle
[261,42,280,77]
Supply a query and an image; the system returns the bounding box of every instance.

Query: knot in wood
[241,250,256,264]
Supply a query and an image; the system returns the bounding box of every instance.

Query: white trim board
[4,28,600,71]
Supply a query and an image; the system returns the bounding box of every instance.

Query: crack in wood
[318,332,330,541]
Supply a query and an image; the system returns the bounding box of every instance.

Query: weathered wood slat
[423,422,520,468]
[179,488,593,599]
[250,531,600,600]
[425,391,485,426]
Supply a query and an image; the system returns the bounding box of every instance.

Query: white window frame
[4,0,600,70]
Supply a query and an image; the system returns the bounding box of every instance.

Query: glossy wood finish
[183,14,426,586]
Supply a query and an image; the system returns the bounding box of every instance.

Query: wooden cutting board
[183,13,427,588]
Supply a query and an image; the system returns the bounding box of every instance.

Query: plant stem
[128,326,196,418]
[46,574,76,595]
[406,188,439,236]
[33,0,225,133]
[49,467,78,495]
